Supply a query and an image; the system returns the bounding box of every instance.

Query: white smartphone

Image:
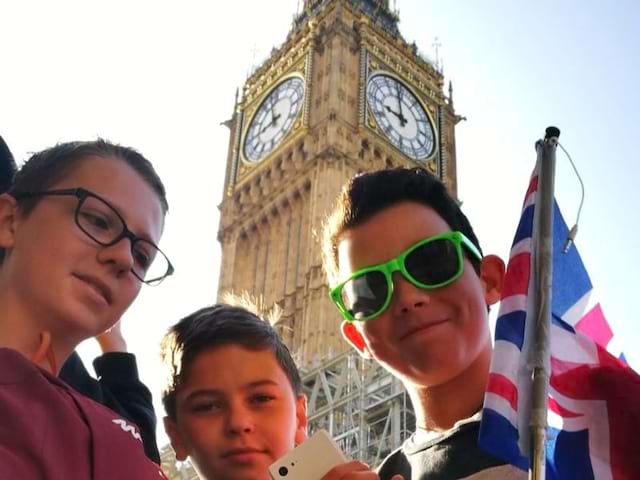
[269,429,347,480]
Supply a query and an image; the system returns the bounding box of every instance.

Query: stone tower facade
[217,0,460,366]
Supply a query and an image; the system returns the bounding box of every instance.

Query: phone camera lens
[278,466,288,476]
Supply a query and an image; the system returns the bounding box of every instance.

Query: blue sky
[1,0,638,447]
[400,1,640,367]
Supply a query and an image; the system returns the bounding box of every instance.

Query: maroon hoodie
[0,348,167,479]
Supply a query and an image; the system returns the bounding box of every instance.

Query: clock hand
[260,122,272,134]
[268,95,276,125]
[391,84,409,127]
[259,112,282,134]
[396,84,404,115]
[384,104,408,127]
[384,104,400,116]
[394,86,408,127]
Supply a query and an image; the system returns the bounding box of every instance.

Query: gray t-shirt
[377,412,526,480]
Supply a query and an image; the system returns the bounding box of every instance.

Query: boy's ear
[340,321,372,359]
[480,254,505,306]
[163,416,189,461]
[0,193,19,249]
[294,394,308,446]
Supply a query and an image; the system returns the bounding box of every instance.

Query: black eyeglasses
[14,187,174,285]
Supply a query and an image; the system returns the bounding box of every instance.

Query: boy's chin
[195,461,273,480]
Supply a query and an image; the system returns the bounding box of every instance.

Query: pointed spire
[448,81,454,108]
[221,87,241,129]
[432,36,442,72]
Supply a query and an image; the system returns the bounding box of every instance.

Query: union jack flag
[478,165,640,479]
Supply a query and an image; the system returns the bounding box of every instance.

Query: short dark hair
[0,138,168,264]
[160,303,302,421]
[0,135,16,193]
[322,167,482,284]
[9,138,168,215]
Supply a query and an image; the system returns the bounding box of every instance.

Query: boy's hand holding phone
[321,460,404,479]
[269,429,345,479]
[269,429,403,480]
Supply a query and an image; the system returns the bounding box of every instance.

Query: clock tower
[218,0,460,366]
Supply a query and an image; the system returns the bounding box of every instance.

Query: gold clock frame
[240,72,307,166]
[365,68,439,166]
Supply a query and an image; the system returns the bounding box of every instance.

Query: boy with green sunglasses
[320,168,525,480]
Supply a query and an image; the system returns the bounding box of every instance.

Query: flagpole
[529,126,560,480]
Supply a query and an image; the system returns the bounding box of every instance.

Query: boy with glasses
[0,137,166,465]
[321,167,526,479]
[0,139,170,478]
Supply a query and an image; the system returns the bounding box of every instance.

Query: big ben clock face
[366,74,435,161]
[243,76,305,163]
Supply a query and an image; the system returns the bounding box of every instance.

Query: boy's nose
[226,406,255,435]
[391,273,431,316]
[97,238,135,278]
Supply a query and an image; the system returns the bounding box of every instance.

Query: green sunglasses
[329,231,482,322]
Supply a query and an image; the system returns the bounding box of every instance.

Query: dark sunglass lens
[341,270,388,320]
[405,239,459,286]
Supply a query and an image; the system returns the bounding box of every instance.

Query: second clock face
[243,76,305,163]
[366,74,435,161]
